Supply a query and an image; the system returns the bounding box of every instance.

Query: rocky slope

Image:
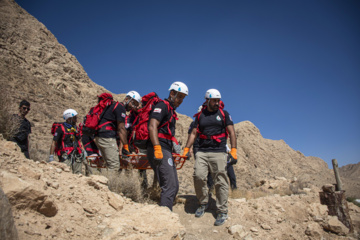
[339,163,360,199]
[0,0,359,239]
[1,136,359,239]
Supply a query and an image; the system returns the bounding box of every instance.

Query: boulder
[322,216,349,236]
[0,171,57,217]
[0,187,19,240]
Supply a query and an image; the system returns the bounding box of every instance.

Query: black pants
[147,146,179,211]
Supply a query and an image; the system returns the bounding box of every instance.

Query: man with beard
[147,81,188,211]
[94,91,141,170]
[183,89,237,226]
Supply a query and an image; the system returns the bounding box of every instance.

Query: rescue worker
[11,100,32,159]
[94,92,140,170]
[147,81,188,211]
[124,103,148,190]
[49,109,85,174]
[183,89,237,226]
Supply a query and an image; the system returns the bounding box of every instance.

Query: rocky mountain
[0,0,359,239]
[339,163,360,199]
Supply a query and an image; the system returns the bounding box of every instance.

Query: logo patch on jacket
[154,108,162,113]
[216,115,221,121]
[121,113,126,118]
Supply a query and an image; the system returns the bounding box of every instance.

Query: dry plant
[0,83,20,140]
[29,142,48,162]
[102,169,145,203]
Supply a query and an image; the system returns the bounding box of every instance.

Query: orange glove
[123,144,130,152]
[154,145,163,160]
[183,147,190,157]
[230,148,237,160]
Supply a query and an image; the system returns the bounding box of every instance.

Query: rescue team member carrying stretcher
[183,89,237,226]
[49,109,86,174]
[147,82,188,211]
[94,91,140,170]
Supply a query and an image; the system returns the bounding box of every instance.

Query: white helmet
[205,89,221,99]
[63,109,78,120]
[126,91,141,103]
[169,81,189,96]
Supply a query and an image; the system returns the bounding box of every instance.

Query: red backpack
[82,93,118,136]
[51,122,82,156]
[51,122,63,136]
[129,92,178,150]
[193,100,228,143]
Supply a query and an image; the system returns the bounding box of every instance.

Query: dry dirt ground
[1,137,359,240]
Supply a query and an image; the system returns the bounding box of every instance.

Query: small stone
[52,182,59,189]
[97,225,106,230]
[56,168,62,173]
[261,224,272,230]
[66,228,72,233]
[105,214,112,217]
[133,226,139,231]
[250,227,258,232]
[213,230,218,233]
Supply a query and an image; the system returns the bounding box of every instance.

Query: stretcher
[87,154,188,170]
[86,155,107,168]
[120,154,188,170]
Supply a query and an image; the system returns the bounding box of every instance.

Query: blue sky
[16,0,360,167]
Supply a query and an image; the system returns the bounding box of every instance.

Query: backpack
[82,102,119,136]
[193,100,228,143]
[51,122,82,156]
[129,92,178,150]
[51,122,63,136]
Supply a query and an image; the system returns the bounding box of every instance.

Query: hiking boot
[195,203,208,218]
[214,213,228,226]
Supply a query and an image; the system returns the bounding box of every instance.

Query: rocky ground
[1,136,359,240]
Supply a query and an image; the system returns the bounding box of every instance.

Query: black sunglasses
[22,107,30,111]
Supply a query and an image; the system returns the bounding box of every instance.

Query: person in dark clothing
[189,120,238,190]
[184,89,237,226]
[49,109,86,174]
[94,91,141,170]
[11,100,32,159]
[123,106,148,190]
[81,133,99,156]
[147,81,188,211]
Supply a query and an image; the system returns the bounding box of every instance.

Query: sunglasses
[22,107,30,111]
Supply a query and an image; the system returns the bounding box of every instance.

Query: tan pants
[94,137,120,170]
[193,151,229,214]
[60,153,83,174]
